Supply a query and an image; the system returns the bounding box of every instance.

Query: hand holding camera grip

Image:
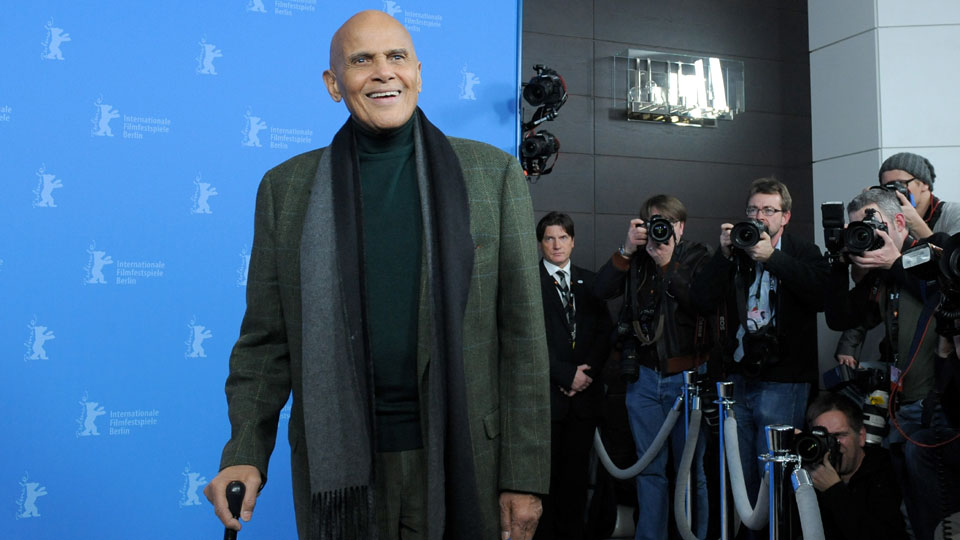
[224,480,245,540]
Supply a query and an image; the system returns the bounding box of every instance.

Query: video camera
[823,364,889,446]
[794,426,841,470]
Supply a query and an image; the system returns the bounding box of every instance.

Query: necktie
[556,270,576,343]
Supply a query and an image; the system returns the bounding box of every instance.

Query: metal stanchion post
[715,381,735,540]
[682,371,700,523]
[760,425,800,540]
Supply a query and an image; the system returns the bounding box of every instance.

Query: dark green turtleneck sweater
[355,116,423,452]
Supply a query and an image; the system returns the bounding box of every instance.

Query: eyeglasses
[880,177,917,186]
[745,206,783,217]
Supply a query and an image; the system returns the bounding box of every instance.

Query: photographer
[823,188,952,539]
[879,152,960,240]
[691,177,829,511]
[804,392,906,540]
[836,152,960,367]
[593,195,711,540]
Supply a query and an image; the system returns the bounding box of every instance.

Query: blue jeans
[625,367,708,540]
[729,375,809,506]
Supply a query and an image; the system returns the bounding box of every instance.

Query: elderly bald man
[204,9,550,540]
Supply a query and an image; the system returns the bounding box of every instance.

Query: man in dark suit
[204,10,550,540]
[533,212,612,540]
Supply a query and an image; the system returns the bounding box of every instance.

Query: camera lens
[731,220,763,249]
[647,216,673,244]
[844,222,876,253]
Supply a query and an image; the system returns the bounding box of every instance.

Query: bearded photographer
[691,177,829,515]
[804,392,906,540]
[823,188,955,540]
[593,195,711,540]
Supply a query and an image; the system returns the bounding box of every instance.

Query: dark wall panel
[523,0,812,273]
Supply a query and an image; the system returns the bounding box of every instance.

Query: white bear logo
[196,38,222,75]
[17,475,48,519]
[459,66,480,101]
[179,468,208,507]
[383,1,402,17]
[247,0,267,13]
[85,244,114,284]
[186,319,213,358]
[34,166,63,208]
[77,397,106,436]
[91,97,120,137]
[27,322,55,360]
[42,21,71,60]
[242,111,267,147]
[191,175,218,214]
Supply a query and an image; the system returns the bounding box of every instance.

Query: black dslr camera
[823,364,889,446]
[522,64,567,108]
[881,181,914,205]
[844,208,888,255]
[643,214,674,244]
[820,203,888,258]
[794,426,842,470]
[730,219,766,249]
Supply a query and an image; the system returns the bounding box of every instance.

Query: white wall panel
[877,0,960,26]
[808,0,875,51]
[810,30,881,161]
[878,26,960,149]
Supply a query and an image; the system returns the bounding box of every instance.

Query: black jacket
[691,232,829,385]
[817,446,907,540]
[594,240,712,375]
[824,232,949,403]
[540,262,613,421]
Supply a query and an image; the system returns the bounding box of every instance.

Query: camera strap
[886,285,901,366]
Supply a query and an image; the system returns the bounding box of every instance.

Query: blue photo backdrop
[1,2,522,538]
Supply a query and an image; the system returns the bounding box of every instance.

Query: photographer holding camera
[823,188,955,540]
[593,195,711,540]
[804,392,907,540]
[691,177,829,514]
[835,152,960,368]
[880,152,960,240]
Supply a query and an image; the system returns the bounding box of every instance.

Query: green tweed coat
[220,136,551,538]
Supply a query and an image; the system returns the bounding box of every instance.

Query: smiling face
[323,10,422,133]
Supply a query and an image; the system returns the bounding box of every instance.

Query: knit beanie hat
[879,152,936,188]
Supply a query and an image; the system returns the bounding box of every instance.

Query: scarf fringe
[309,486,371,540]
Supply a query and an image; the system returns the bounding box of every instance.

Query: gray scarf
[298,109,482,539]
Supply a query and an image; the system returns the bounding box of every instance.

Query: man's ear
[781,210,792,227]
[895,212,907,232]
[323,69,342,102]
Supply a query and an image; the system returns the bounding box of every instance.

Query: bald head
[323,10,422,132]
[329,11,414,69]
